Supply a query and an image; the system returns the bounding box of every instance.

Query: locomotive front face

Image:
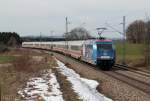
[96,40,115,67]
[97,43,113,59]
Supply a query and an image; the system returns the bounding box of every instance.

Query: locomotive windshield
[97,44,112,50]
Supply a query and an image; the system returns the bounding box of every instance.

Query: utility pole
[144,13,150,65]
[51,30,54,50]
[40,32,42,46]
[40,32,42,43]
[122,16,126,65]
[65,17,69,63]
[66,17,69,49]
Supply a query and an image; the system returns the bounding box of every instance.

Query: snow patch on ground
[17,70,64,101]
[57,60,113,101]
[32,56,44,62]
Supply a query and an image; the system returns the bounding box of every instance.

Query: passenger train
[22,39,116,70]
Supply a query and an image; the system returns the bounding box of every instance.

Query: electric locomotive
[82,39,115,70]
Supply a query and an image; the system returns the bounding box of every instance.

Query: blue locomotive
[82,39,115,70]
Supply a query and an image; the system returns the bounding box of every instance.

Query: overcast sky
[0,0,150,38]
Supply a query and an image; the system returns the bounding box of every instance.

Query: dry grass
[116,43,150,69]
[0,49,56,101]
[0,55,15,64]
[2,48,44,57]
[12,51,57,73]
[54,68,81,101]
[12,55,32,72]
[0,65,32,100]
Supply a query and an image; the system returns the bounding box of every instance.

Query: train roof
[96,39,112,42]
[22,39,113,46]
[84,39,113,45]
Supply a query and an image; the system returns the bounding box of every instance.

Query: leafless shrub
[12,55,32,72]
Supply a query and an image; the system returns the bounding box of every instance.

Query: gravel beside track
[115,64,150,75]
[114,70,150,85]
[104,71,150,94]
[114,65,150,77]
[53,52,150,101]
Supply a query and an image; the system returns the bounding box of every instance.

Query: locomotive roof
[96,39,112,42]
[84,39,112,44]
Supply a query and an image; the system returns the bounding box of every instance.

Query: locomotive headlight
[100,56,111,59]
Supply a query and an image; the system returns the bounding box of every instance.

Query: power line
[105,16,126,64]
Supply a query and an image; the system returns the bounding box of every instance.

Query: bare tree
[144,21,150,65]
[126,20,150,66]
[64,27,92,40]
[126,20,146,43]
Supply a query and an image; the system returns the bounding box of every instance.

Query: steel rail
[115,64,150,77]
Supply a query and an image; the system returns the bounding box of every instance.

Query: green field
[0,55,15,63]
[115,42,145,63]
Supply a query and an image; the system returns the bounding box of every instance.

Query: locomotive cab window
[97,44,112,50]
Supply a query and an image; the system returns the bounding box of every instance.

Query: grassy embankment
[0,56,15,64]
[0,49,80,101]
[115,42,149,68]
[0,49,57,100]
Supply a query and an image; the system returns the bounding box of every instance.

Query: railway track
[104,70,150,94]
[53,51,150,95]
[115,64,150,76]
[113,64,150,84]
[25,47,150,95]
[111,64,150,94]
